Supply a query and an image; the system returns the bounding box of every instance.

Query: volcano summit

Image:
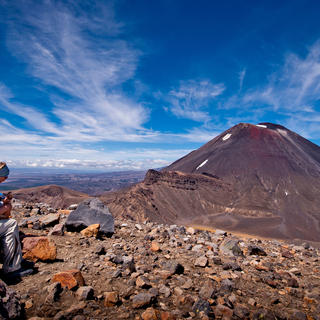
[105,123,320,241]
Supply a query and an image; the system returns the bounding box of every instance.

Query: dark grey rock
[132,293,153,308]
[220,279,235,293]
[199,280,216,299]
[248,245,267,256]
[94,245,106,255]
[163,261,184,275]
[192,299,212,316]
[65,198,114,236]
[45,282,62,303]
[222,262,242,271]
[234,304,250,318]
[76,286,94,301]
[0,279,22,320]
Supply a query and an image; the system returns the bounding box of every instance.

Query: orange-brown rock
[141,308,159,320]
[52,269,85,290]
[103,291,119,307]
[22,236,57,262]
[160,311,176,320]
[80,224,100,238]
[58,209,72,215]
[151,241,160,252]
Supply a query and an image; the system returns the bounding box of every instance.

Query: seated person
[0,162,32,278]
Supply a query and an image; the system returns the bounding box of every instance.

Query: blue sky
[1,0,320,171]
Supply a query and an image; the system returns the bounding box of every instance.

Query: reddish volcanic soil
[103,123,320,242]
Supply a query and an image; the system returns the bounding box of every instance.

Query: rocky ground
[1,199,320,320]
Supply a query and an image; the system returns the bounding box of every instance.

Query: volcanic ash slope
[103,123,320,242]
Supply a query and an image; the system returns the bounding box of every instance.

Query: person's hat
[0,162,9,177]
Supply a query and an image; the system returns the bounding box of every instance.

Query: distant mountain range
[1,170,146,195]
[103,122,320,241]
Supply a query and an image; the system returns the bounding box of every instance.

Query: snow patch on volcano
[222,133,232,141]
[196,159,208,170]
[256,124,267,128]
[277,129,287,136]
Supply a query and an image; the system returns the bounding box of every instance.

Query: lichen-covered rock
[51,270,85,290]
[22,236,57,262]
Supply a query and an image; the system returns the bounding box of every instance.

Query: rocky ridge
[0,199,319,319]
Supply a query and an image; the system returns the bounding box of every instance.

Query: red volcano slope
[103,123,320,241]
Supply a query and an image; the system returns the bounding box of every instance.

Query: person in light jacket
[0,162,33,278]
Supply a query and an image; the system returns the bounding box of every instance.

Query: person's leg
[0,219,22,273]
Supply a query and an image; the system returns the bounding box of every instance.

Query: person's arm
[0,203,11,219]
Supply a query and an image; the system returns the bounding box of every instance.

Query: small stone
[220,279,234,293]
[160,311,176,320]
[141,307,158,320]
[68,204,78,210]
[186,227,196,234]
[80,224,100,238]
[291,310,307,320]
[248,245,267,256]
[164,261,184,275]
[151,241,161,252]
[248,298,256,306]
[25,299,33,309]
[234,305,250,318]
[195,256,208,267]
[192,299,212,316]
[52,270,85,290]
[76,286,94,301]
[104,291,119,307]
[214,304,233,319]
[220,239,243,256]
[192,245,203,252]
[212,257,222,265]
[148,288,159,298]
[287,278,299,288]
[45,282,62,303]
[174,287,183,296]
[281,250,293,258]
[132,293,153,308]
[48,223,65,236]
[136,276,151,288]
[199,280,215,299]
[181,278,193,289]
[40,214,60,227]
[159,285,171,298]
[112,269,122,278]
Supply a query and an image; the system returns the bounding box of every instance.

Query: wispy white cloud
[223,41,320,140]
[165,79,225,122]
[2,0,151,143]
[238,68,246,92]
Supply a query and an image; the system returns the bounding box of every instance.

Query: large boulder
[65,198,114,236]
[0,279,22,319]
